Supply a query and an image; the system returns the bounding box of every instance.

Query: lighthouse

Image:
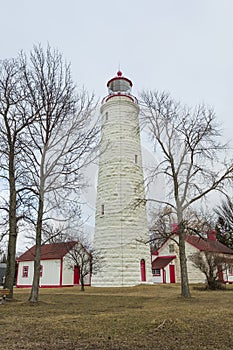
[92,71,153,286]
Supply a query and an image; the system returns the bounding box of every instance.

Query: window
[105,112,108,121]
[22,266,29,278]
[134,154,138,164]
[152,269,161,276]
[229,265,233,276]
[40,265,43,277]
[169,244,174,253]
[101,204,105,215]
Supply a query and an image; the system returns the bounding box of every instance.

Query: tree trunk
[28,243,41,302]
[80,275,85,291]
[4,229,16,299]
[4,148,17,299]
[28,196,43,303]
[178,223,191,298]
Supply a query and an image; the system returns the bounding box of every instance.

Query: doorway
[140,259,146,282]
[169,264,175,283]
[73,265,80,285]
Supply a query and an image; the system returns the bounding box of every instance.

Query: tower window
[101,204,105,215]
[135,155,138,164]
[105,112,108,121]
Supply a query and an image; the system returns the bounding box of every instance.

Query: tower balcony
[101,92,138,105]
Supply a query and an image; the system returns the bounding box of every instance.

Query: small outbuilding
[16,241,91,288]
[152,231,233,284]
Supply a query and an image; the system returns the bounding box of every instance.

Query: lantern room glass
[108,79,131,94]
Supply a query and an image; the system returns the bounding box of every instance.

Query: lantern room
[107,70,132,94]
[102,71,137,104]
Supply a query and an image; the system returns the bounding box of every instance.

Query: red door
[73,266,80,285]
[169,265,175,283]
[140,259,146,282]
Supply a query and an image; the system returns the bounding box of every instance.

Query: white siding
[186,245,206,283]
[154,235,206,284]
[62,256,74,285]
[17,253,92,288]
[17,261,34,286]
[152,273,163,284]
[40,259,61,286]
[17,259,61,287]
[224,269,233,283]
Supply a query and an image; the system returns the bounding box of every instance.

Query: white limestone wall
[92,96,153,286]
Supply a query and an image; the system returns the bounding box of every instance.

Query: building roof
[185,235,233,255]
[17,241,77,262]
[152,256,176,269]
[154,232,233,256]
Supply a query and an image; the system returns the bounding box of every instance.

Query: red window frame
[22,266,29,278]
[40,265,43,277]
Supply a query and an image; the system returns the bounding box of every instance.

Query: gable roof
[155,233,233,256]
[185,236,233,255]
[152,256,176,269]
[17,241,77,262]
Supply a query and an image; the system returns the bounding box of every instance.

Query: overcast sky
[1,0,233,246]
[1,0,233,138]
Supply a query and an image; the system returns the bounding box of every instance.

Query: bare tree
[149,206,216,248]
[18,45,99,303]
[190,251,233,289]
[66,235,102,291]
[140,91,233,298]
[215,198,233,249]
[148,206,176,252]
[0,57,39,297]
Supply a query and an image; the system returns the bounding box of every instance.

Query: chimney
[207,230,216,241]
[171,223,178,233]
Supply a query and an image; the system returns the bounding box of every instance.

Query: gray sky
[1,0,233,138]
[1,0,233,246]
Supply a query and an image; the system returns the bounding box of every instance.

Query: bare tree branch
[139,90,233,298]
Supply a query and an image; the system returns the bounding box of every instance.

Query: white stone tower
[92,71,153,286]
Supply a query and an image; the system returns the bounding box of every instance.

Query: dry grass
[1,284,233,349]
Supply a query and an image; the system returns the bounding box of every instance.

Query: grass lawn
[1,284,233,350]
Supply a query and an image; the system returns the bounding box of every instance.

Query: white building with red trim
[16,241,91,288]
[152,231,233,284]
